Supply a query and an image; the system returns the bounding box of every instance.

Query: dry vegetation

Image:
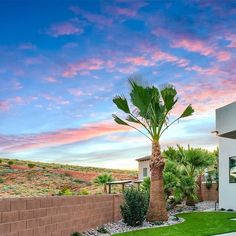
[0,158,137,198]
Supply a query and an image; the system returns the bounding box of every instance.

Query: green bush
[79,188,89,195]
[58,188,73,196]
[121,188,149,226]
[206,176,213,189]
[28,163,36,168]
[141,177,150,193]
[0,178,4,183]
[71,232,82,236]
[0,159,2,163]
[8,161,14,166]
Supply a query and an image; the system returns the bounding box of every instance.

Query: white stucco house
[136,156,151,180]
[216,101,236,210]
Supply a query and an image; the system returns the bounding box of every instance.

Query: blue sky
[0,0,236,169]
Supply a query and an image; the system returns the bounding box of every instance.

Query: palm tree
[177,146,215,205]
[94,173,113,193]
[112,79,194,221]
[164,146,216,205]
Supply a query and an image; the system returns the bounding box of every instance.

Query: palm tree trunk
[147,141,168,222]
[197,175,203,202]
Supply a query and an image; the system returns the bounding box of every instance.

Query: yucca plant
[112,79,194,221]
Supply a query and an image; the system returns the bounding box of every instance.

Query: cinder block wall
[0,194,122,236]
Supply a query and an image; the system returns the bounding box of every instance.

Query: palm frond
[160,85,178,112]
[180,105,194,118]
[112,114,129,126]
[113,96,130,113]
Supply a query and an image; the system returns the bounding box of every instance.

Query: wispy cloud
[47,22,83,37]
[0,120,131,152]
[0,100,10,112]
[62,58,105,77]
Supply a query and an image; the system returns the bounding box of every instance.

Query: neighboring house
[216,101,236,210]
[136,156,151,180]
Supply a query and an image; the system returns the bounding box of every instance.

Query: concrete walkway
[215,233,236,236]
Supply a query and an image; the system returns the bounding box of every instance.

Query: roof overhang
[219,130,236,139]
[136,156,151,162]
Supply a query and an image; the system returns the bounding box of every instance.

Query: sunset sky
[1,0,236,169]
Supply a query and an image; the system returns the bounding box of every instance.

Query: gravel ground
[82,201,217,236]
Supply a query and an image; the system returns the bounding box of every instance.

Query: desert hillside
[0,158,138,197]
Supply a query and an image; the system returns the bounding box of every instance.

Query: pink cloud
[19,43,36,50]
[124,56,154,66]
[13,96,25,105]
[185,65,222,76]
[0,120,131,152]
[25,56,43,65]
[226,34,236,48]
[216,50,231,61]
[70,6,112,27]
[45,76,58,83]
[176,77,236,115]
[62,42,79,49]
[68,88,86,97]
[171,37,231,61]
[171,38,214,56]
[41,94,70,105]
[115,7,137,17]
[62,58,105,78]
[48,22,83,37]
[0,101,10,112]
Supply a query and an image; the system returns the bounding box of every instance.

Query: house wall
[218,137,236,210]
[216,101,236,135]
[0,194,122,236]
[138,160,150,180]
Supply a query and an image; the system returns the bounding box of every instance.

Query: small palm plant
[112,79,194,221]
[94,173,113,193]
[164,146,216,205]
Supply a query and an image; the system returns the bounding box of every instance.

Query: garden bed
[81,201,220,236]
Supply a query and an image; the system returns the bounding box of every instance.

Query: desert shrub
[0,178,4,183]
[121,188,149,226]
[71,232,82,236]
[227,209,234,212]
[0,159,2,163]
[79,188,89,195]
[73,179,84,184]
[28,163,36,168]
[97,226,109,234]
[8,161,13,166]
[206,176,213,189]
[58,188,73,196]
[153,221,164,225]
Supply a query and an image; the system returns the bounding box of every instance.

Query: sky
[0,0,236,169]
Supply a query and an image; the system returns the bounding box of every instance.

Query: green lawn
[116,212,236,236]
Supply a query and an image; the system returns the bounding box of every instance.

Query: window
[143,167,148,177]
[229,156,236,183]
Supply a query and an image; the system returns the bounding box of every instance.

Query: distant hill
[0,158,138,198]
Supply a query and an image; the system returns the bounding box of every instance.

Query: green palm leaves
[112,79,194,141]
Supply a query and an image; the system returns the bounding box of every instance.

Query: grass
[116,212,236,236]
